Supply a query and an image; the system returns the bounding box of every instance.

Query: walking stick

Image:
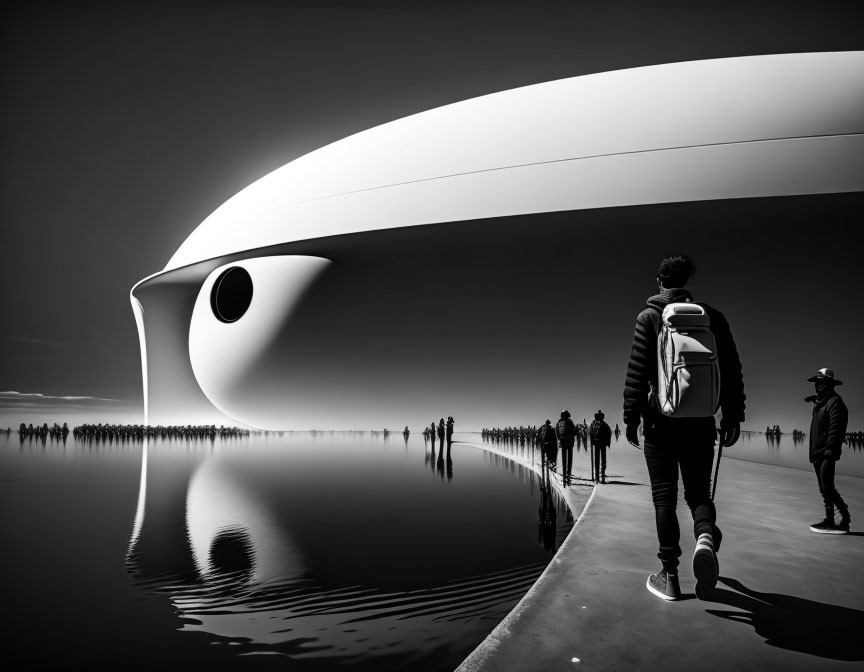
[711,438,724,501]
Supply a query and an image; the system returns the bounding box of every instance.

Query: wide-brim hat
[807,367,843,385]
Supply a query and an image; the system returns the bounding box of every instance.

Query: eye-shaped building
[131,52,864,430]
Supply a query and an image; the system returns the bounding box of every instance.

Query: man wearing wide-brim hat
[806,368,851,534]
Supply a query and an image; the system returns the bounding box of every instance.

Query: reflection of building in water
[126,440,202,588]
[126,441,552,665]
[185,458,305,583]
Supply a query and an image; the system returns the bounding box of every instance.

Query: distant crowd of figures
[17,422,69,439]
[479,424,863,448]
[13,422,250,442]
[6,422,861,447]
[764,426,863,447]
[73,424,250,440]
[422,417,455,446]
[481,422,618,446]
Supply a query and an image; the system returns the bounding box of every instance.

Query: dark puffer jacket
[556,417,577,447]
[589,419,612,447]
[623,288,745,428]
[809,391,848,462]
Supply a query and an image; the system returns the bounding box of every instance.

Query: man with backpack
[556,410,577,485]
[806,368,851,534]
[623,255,745,602]
[589,410,612,484]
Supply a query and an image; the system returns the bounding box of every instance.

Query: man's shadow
[704,577,864,661]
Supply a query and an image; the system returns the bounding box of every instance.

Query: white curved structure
[132,52,864,429]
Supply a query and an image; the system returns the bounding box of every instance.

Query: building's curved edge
[167,51,864,269]
[165,132,864,270]
[454,438,599,672]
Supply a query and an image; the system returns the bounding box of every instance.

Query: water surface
[2,432,571,670]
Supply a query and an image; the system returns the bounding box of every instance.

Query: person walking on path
[589,410,612,484]
[556,410,577,486]
[539,419,558,473]
[623,255,745,602]
[806,368,851,534]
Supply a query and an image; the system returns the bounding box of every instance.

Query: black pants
[560,441,574,481]
[643,419,717,573]
[544,443,558,469]
[813,458,849,519]
[591,443,607,481]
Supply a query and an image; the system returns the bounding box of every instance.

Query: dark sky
[1,0,862,430]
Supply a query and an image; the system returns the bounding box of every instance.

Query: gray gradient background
[1,0,862,430]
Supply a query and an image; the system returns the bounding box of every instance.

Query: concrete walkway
[457,437,864,671]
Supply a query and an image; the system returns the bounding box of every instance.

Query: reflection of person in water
[436,445,445,480]
[537,464,558,552]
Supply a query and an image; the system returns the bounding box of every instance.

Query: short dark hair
[657,255,695,288]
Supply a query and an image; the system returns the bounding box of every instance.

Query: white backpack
[656,302,721,418]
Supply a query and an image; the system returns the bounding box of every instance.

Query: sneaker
[810,517,836,533]
[646,569,681,601]
[693,533,719,599]
[835,518,850,534]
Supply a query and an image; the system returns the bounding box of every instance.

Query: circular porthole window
[210,266,253,323]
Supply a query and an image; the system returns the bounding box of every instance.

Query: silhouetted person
[556,410,577,486]
[806,368,851,534]
[539,419,557,472]
[437,418,445,446]
[623,255,744,602]
[589,410,612,484]
[430,421,436,447]
[446,416,454,448]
